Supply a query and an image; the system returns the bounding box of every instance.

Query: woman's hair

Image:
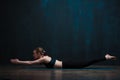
[35,47,46,55]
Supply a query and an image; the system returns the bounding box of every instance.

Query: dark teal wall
[0,0,120,65]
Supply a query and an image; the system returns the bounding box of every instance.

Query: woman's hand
[10,59,20,64]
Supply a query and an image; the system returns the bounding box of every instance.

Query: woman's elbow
[27,61,33,65]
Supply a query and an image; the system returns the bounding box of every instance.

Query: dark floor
[0,65,120,80]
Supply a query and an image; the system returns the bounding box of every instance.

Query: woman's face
[33,50,41,59]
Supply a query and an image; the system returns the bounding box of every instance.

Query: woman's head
[33,47,46,59]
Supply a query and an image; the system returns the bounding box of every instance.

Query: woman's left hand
[10,59,20,64]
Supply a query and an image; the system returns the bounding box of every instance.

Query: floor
[0,65,120,80]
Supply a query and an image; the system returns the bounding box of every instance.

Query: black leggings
[62,57,106,68]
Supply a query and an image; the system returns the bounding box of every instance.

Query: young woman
[10,47,117,69]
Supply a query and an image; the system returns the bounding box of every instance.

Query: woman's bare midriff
[43,56,62,68]
[54,60,62,68]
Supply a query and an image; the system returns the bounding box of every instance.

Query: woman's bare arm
[10,58,44,65]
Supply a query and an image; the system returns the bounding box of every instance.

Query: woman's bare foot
[105,54,117,60]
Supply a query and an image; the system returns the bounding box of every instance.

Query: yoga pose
[10,47,117,68]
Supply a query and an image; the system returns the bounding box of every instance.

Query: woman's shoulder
[42,56,52,63]
[43,55,51,59]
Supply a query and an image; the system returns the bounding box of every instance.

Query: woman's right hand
[10,59,20,64]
